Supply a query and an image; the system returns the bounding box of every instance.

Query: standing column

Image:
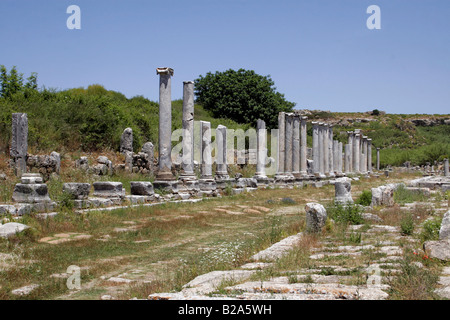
[362,136,368,174]
[328,125,335,177]
[200,121,213,179]
[284,114,294,178]
[312,122,320,176]
[354,133,361,174]
[347,132,354,173]
[300,116,308,177]
[181,81,195,180]
[254,120,267,180]
[318,123,325,177]
[338,142,343,175]
[333,140,339,174]
[377,148,380,171]
[323,124,329,176]
[10,113,28,176]
[155,67,175,181]
[216,125,229,179]
[444,158,449,177]
[367,138,373,174]
[344,144,351,174]
[292,115,300,179]
[276,112,286,178]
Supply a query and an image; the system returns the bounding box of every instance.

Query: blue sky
[1,0,449,114]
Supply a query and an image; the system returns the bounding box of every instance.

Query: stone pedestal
[63,183,91,200]
[334,177,354,204]
[12,174,53,209]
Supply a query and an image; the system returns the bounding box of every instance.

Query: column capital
[183,80,194,84]
[156,67,174,76]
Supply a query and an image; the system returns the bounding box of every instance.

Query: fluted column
[347,131,354,173]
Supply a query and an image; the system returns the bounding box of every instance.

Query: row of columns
[154,67,379,186]
[275,112,308,180]
[345,130,373,174]
[312,122,343,178]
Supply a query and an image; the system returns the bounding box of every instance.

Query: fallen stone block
[93,182,125,198]
[424,239,450,261]
[63,183,91,200]
[0,222,30,238]
[130,181,154,196]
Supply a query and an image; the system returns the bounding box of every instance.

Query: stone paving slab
[251,233,303,261]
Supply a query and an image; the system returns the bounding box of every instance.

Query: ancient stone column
[155,67,175,181]
[254,119,267,180]
[323,124,329,176]
[300,116,308,177]
[444,158,449,177]
[361,136,368,174]
[377,148,380,171]
[276,112,286,178]
[200,121,213,180]
[344,144,351,174]
[354,133,361,174]
[215,125,229,180]
[338,142,343,175]
[181,81,195,179]
[367,138,373,174]
[292,115,300,179]
[120,128,133,154]
[347,132,354,172]
[328,125,335,177]
[312,122,320,176]
[10,113,28,176]
[333,140,339,173]
[284,114,293,177]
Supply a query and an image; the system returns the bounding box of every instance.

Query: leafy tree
[194,69,295,128]
[0,65,38,98]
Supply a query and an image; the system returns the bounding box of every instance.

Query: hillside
[0,84,449,167]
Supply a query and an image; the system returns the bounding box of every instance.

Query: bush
[355,190,372,206]
[328,203,364,225]
[420,218,442,243]
[400,213,415,236]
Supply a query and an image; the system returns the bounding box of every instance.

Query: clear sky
[1,0,449,114]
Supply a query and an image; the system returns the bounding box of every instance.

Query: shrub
[400,213,415,236]
[328,203,364,225]
[420,218,442,243]
[355,190,372,206]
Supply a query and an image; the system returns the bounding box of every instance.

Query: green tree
[194,69,295,128]
[0,65,38,98]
